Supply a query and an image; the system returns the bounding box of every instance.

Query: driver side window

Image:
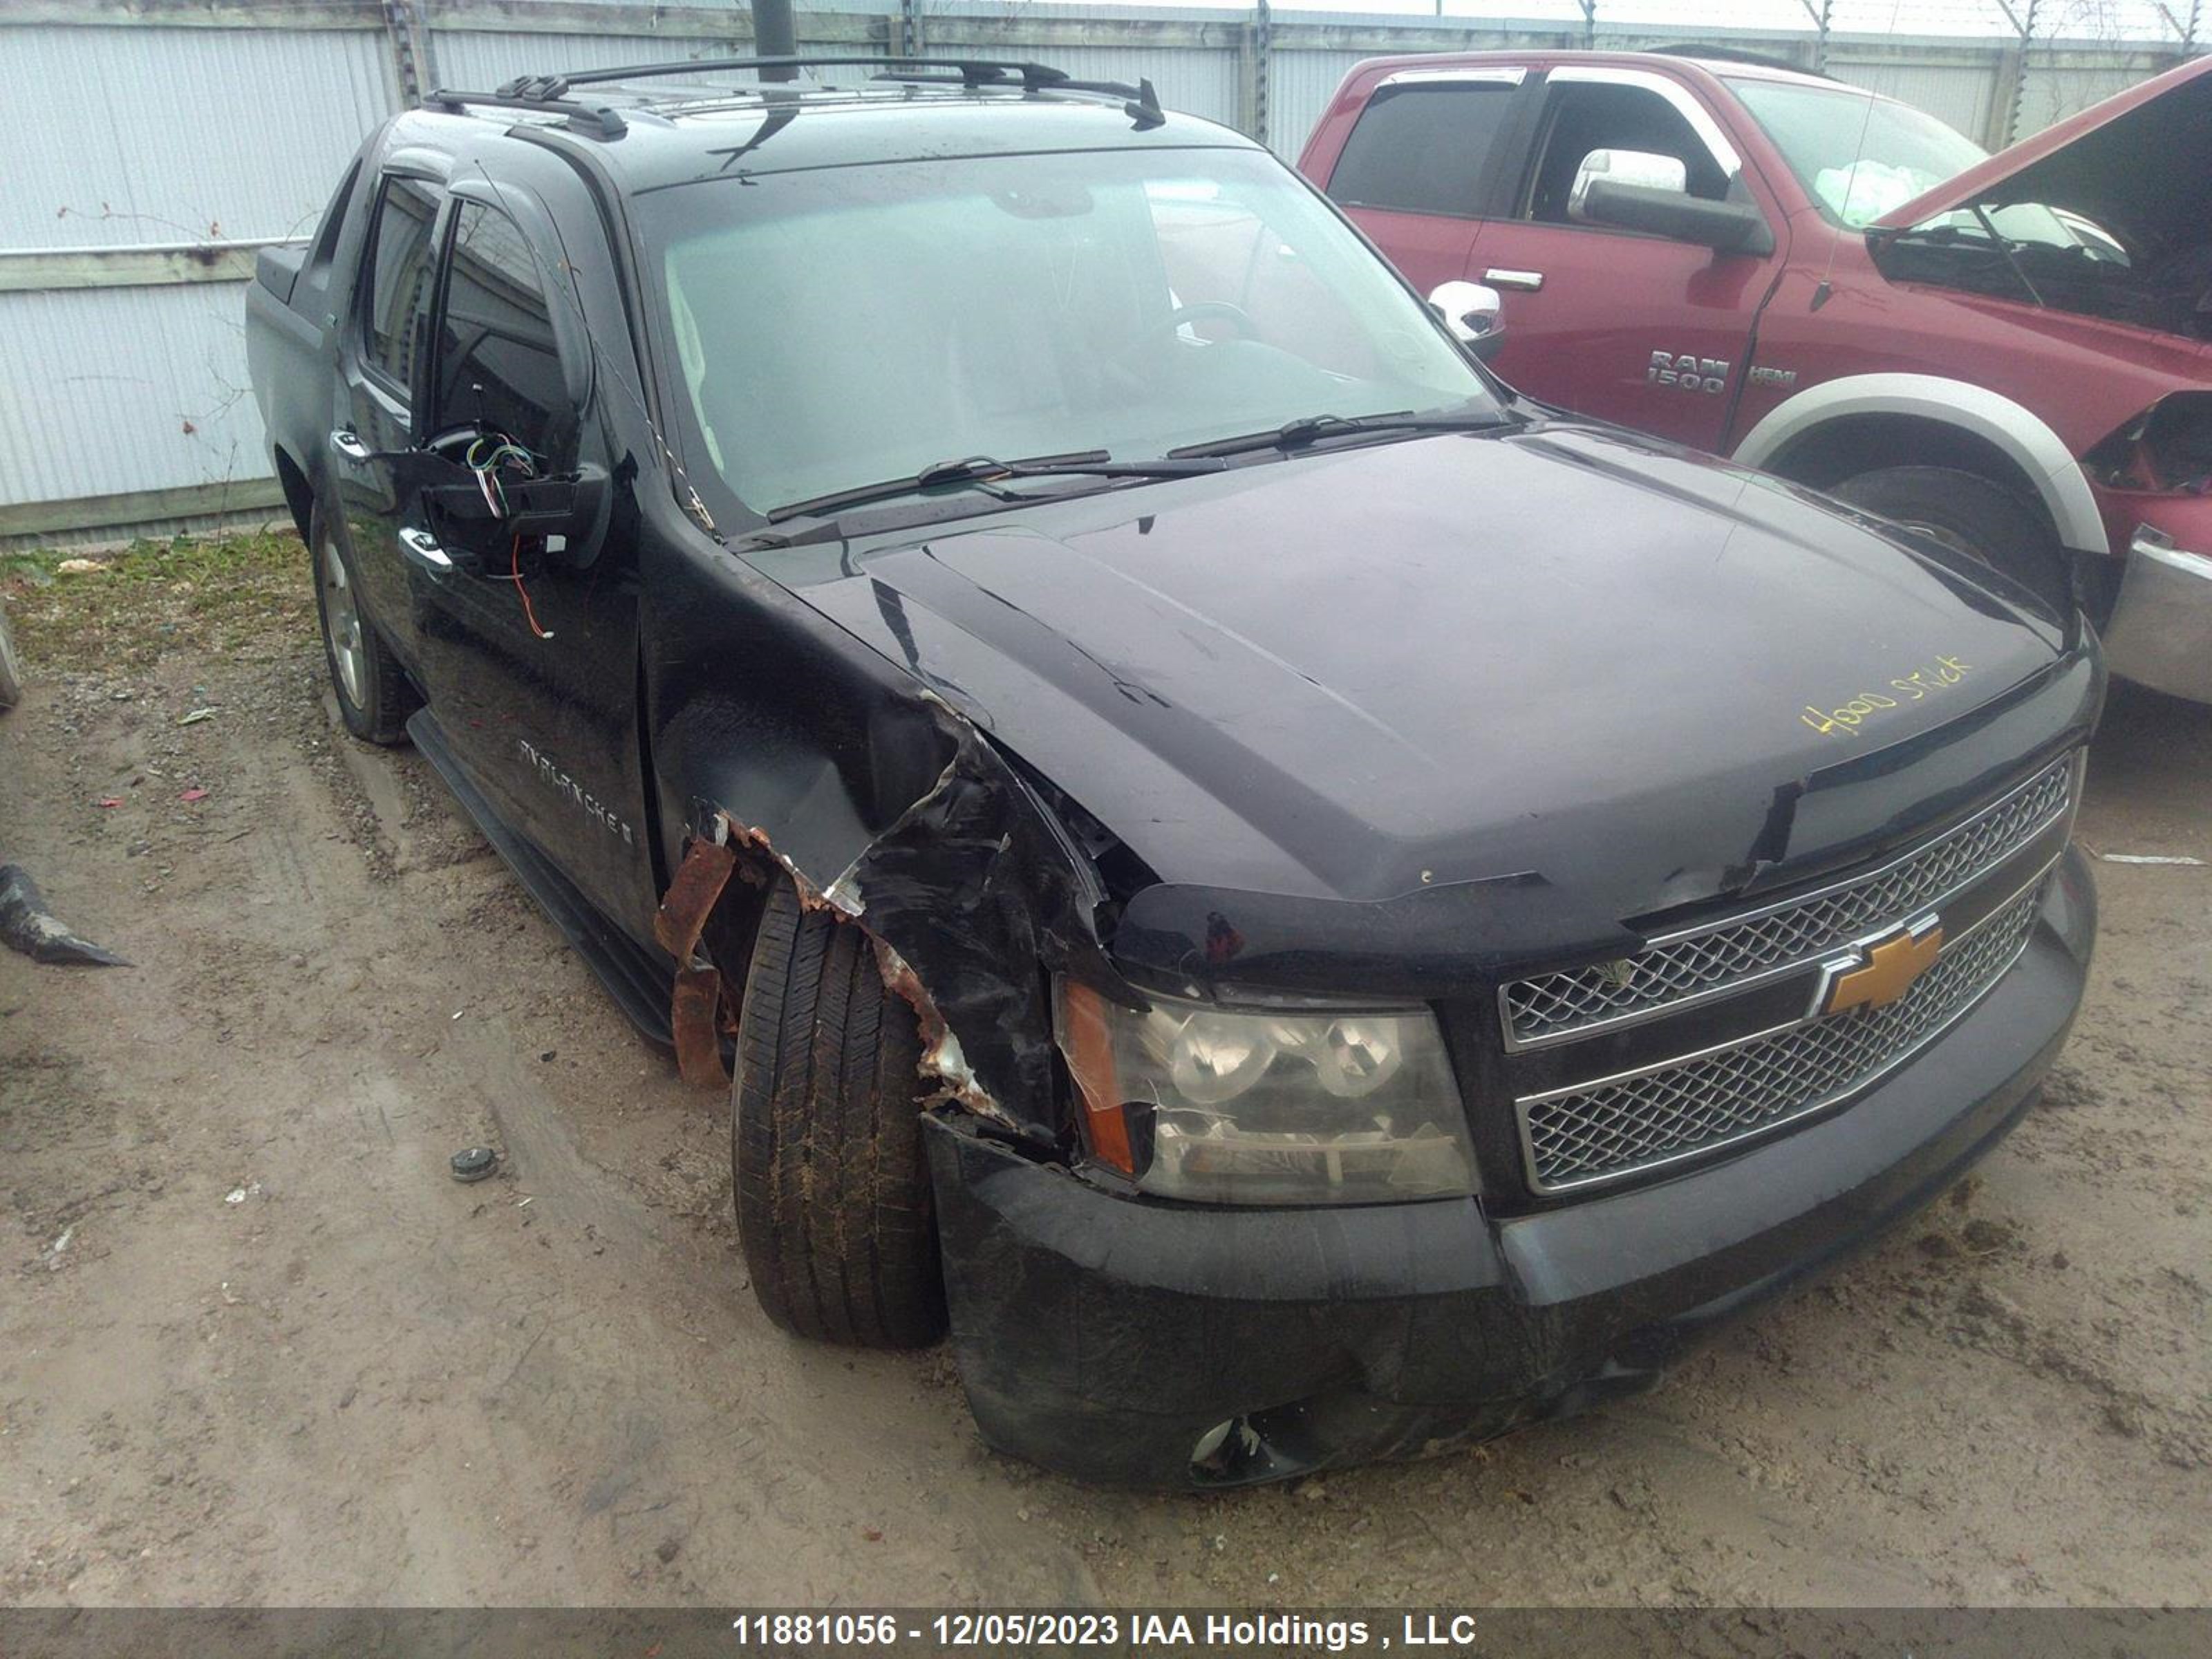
[360,175,440,395]
[432,202,570,466]
[1522,82,1732,225]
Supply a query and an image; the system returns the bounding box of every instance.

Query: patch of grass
[0,529,314,674]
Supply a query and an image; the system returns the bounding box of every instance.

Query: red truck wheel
[1831,467,2068,612]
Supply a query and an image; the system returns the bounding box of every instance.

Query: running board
[407,711,675,1051]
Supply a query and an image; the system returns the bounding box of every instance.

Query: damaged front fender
[644,534,1135,1143]
[675,710,1131,1141]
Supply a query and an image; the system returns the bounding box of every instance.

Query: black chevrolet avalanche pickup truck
[246,56,2099,1488]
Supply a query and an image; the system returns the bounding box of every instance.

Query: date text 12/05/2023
[730,1612,1490,1649]
[1803,655,1976,738]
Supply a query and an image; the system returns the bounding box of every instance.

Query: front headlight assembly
[1055,981,1477,1206]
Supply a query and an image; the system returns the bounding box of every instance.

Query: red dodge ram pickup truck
[1301,49,2212,703]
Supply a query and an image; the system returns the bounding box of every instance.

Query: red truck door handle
[1484,268,1545,292]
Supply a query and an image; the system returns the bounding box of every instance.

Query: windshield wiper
[766,451,1226,523]
[1169,406,1510,460]
[1877,214,2045,308]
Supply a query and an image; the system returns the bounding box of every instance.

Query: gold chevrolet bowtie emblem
[1820,918,1944,1017]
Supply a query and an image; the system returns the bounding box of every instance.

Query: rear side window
[360,176,440,393]
[433,202,568,462]
[1325,82,1518,217]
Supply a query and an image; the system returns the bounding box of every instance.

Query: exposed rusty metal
[654,836,738,959]
[669,964,730,1087]
[705,808,852,917]
[871,937,1009,1126]
[656,837,739,1088]
[675,798,1012,1123]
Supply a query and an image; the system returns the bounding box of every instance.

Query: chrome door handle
[397,526,453,572]
[330,428,373,462]
[1483,268,1545,292]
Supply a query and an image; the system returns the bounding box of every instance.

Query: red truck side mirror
[1580,180,1776,257]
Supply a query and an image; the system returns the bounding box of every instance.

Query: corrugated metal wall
[2,2,2199,545]
[1271,49,1371,161]
[8,23,395,250]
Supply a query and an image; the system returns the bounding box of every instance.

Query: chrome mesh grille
[1519,885,2043,1192]
[1504,759,2071,1045]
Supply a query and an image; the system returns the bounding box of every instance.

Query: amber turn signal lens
[1058,980,1136,1174]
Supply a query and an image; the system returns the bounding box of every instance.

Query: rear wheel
[311,507,416,745]
[732,882,946,1349]
[1830,465,2068,612]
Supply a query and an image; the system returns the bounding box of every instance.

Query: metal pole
[1580,1,1597,50]
[383,0,427,105]
[1253,0,1271,151]
[756,0,798,80]
[898,0,919,59]
[2005,0,2041,146]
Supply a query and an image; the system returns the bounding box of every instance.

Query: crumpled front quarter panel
[640,513,1121,1141]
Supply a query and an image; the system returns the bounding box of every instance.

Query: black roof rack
[429,55,1165,138]
[1647,44,1837,81]
[423,88,635,138]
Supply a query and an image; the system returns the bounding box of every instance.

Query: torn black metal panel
[640,520,1132,1143]
[826,715,1136,1139]
[0,865,129,967]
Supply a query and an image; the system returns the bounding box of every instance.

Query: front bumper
[924,845,2096,1488]
[2100,525,2212,703]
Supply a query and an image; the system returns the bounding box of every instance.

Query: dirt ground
[1,534,2208,1611]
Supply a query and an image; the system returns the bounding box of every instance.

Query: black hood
[796,423,2090,984]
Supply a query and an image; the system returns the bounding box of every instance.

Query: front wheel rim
[319,538,366,709]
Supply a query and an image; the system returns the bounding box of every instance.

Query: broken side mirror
[418,462,611,570]
[1427,280,1506,363]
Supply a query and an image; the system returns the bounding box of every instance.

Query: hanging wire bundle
[465,433,556,641]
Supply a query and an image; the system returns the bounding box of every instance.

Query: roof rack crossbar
[440,55,1163,133]
[525,55,1064,97]
[425,88,630,137]
[870,64,1163,126]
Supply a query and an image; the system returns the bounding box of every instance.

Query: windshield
[1730,78,1988,228]
[639,146,1494,519]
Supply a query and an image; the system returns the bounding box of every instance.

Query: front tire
[311,507,416,745]
[733,883,946,1349]
[1830,465,2068,612]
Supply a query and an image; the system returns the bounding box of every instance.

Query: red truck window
[1522,82,1733,223]
[1326,82,1517,218]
